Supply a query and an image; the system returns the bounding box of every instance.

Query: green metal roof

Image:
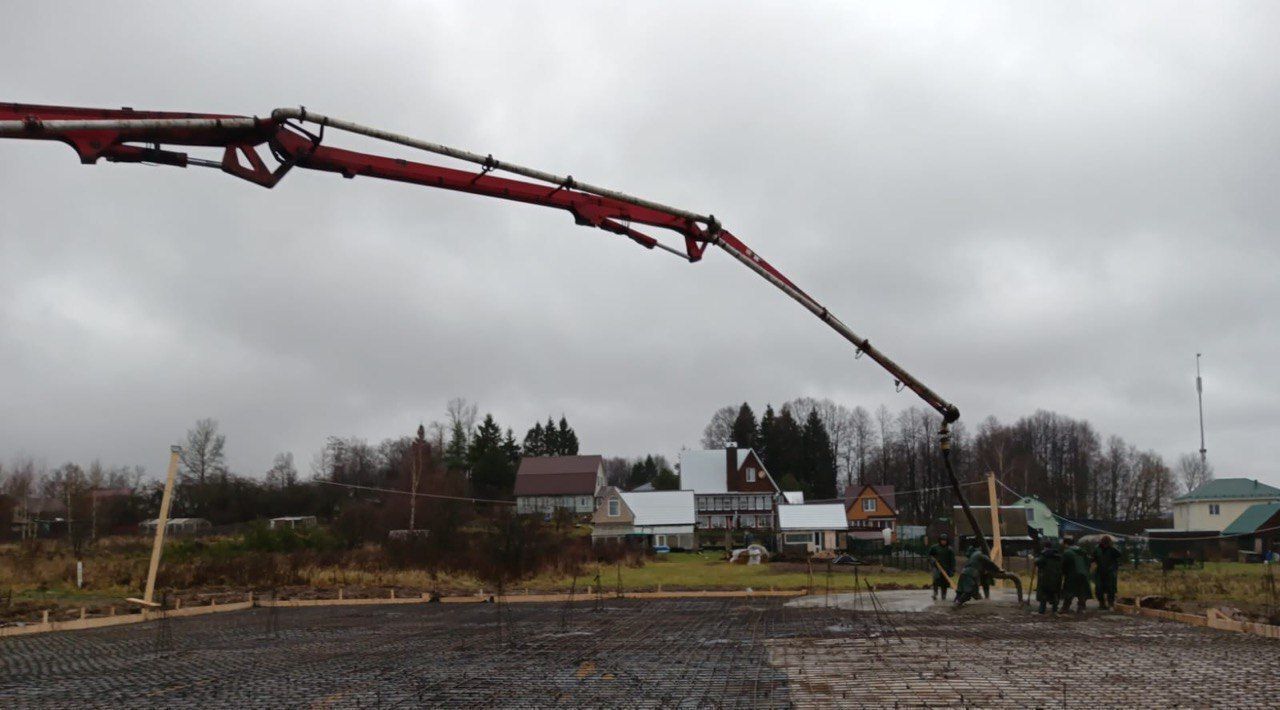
[1222,502,1280,535]
[1173,478,1280,502]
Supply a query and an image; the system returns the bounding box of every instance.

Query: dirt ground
[1,592,1276,708]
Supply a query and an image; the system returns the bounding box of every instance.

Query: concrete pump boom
[0,102,1014,591]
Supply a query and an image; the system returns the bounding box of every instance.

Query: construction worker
[953,546,999,607]
[1059,537,1091,613]
[928,533,957,600]
[1034,540,1064,614]
[1092,535,1123,610]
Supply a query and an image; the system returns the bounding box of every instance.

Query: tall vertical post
[987,473,1004,585]
[409,424,426,532]
[141,446,183,607]
[1196,353,1207,467]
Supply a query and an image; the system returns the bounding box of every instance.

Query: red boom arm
[0,101,960,425]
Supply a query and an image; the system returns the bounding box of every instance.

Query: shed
[140,517,211,537]
[777,503,847,553]
[1221,502,1280,560]
[269,516,318,530]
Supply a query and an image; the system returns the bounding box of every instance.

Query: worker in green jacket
[1034,540,1064,614]
[953,546,999,607]
[1092,535,1123,610]
[928,533,957,600]
[1060,537,1091,613]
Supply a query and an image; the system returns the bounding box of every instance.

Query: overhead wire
[316,478,515,505]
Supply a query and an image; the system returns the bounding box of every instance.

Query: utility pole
[1196,353,1207,467]
[409,424,427,532]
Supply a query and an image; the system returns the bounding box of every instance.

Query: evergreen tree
[445,420,470,472]
[731,403,759,450]
[471,447,516,499]
[543,417,560,455]
[557,416,580,455]
[651,467,680,490]
[627,458,651,489]
[523,422,545,457]
[503,428,521,464]
[801,409,838,499]
[765,405,803,490]
[469,414,517,499]
[758,405,776,459]
[468,414,504,466]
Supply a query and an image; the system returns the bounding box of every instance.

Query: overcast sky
[2,2,1277,488]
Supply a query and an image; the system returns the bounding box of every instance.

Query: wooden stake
[141,445,183,607]
[987,473,1004,586]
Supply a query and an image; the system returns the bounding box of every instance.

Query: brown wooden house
[845,484,898,542]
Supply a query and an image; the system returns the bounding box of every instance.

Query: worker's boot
[932,589,938,601]
[1038,601,1047,614]
[1076,599,1086,614]
[940,588,947,600]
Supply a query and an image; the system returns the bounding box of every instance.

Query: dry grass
[1118,562,1280,616]
[6,538,1278,624]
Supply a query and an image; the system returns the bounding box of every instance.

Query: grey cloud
[1,2,1276,486]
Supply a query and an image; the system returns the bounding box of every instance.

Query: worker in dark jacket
[1034,540,1064,614]
[1092,535,1123,610]
[954,546,999,607]
[928,533,957,600]
[1060,537,1091,613]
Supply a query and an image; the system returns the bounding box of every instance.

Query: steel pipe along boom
[270,108,714,227]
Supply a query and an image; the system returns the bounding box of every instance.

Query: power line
[316,478,516,505]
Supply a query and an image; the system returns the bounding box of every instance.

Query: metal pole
[0,117,260,134]
[1196,353,1207,466]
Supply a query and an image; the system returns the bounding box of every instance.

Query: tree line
[701,399,1207,525]
[0,398,587,541]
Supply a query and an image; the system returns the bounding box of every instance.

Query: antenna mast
[1196,353,1207,466]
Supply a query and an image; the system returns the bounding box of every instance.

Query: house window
[863,498,876,512]
[1209,504,1220,515]
[608,499,620,517]
[784,532,812,545]
[745,467,756,482]
[1026,509,1035,521]
[764,496,772,509]
[654,534,667,548]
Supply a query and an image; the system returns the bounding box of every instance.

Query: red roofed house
[514,455,605,517]
[845,484,898,542]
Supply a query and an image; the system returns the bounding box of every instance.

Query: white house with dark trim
[514,455,605,516]
[680,447,781,530]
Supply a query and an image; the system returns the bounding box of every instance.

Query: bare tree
[847,406,873,488]
[265,452,298,488]
[1176,453,1215,495]
[446,397,479,438]
[700,405,738,449]
[180,418,227,485]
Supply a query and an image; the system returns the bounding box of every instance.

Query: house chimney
[726,444,738,489]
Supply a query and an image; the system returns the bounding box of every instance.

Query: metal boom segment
[0,101,960,425]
